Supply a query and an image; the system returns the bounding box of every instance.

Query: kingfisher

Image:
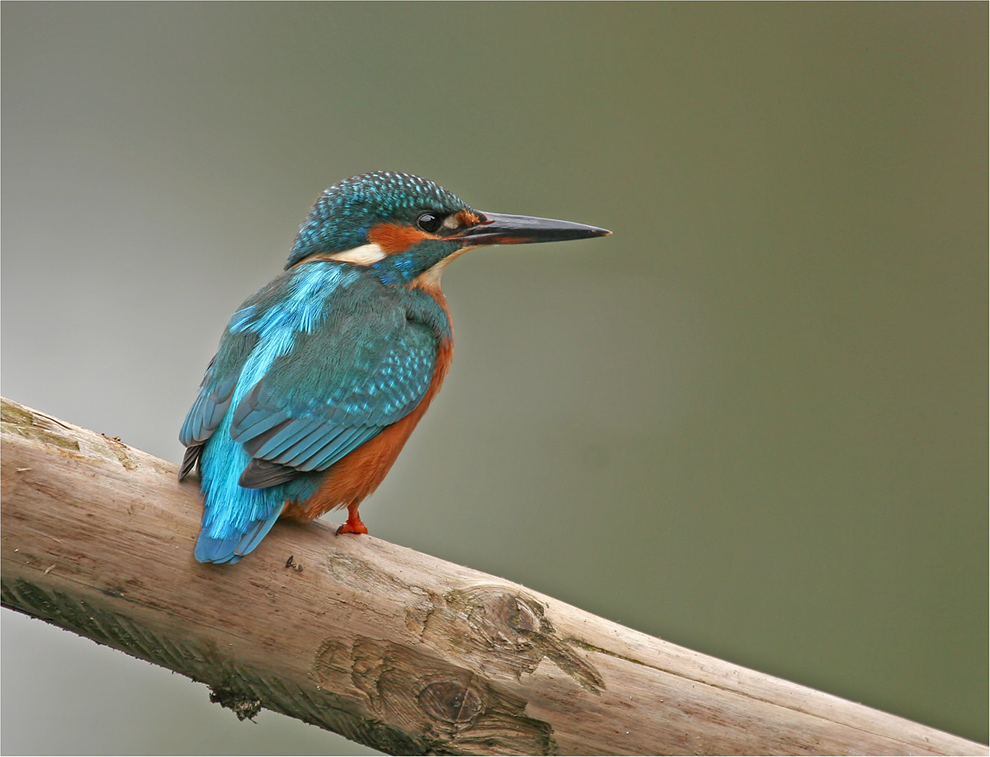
[179,171,609,564]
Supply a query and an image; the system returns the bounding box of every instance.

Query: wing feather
[181,266,444,495]
[227,285,441,483]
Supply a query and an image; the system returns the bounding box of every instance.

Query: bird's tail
[194,508,281,564]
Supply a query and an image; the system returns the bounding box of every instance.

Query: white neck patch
[416,245,479,288]
[326,242,387,265]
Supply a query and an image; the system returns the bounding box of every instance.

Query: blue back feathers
[181,255,451,563]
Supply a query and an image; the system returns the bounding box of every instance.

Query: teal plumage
[181,261,446,562]
[180,171,609,563]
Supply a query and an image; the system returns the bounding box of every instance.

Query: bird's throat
[413,245,479,290]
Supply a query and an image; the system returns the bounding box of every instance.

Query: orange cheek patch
[368,223,437,254]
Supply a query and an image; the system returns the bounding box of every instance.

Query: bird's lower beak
[456,212,610,245]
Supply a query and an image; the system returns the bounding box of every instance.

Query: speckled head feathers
[287,171,473,268]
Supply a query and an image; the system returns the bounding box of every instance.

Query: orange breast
[283,287,454,521]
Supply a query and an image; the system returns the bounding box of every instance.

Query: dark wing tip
[238,458,304,489]
[179,445,203,481]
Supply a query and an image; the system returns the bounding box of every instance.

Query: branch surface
[1,397,984,755]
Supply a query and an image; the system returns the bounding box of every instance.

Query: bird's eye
[417,212,443,234]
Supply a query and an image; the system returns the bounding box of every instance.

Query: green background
[2,3,986,753]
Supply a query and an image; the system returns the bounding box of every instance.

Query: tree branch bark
[0,397,984,755]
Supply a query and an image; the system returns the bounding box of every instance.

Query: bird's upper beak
[455,212,610,246]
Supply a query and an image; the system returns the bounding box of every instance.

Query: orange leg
[336,505,368,535]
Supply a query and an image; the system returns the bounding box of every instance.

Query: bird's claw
[336,511,368,535]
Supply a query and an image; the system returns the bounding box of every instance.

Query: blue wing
[229,318,438,487]
[178,362,242,480]
[178,263,446,563]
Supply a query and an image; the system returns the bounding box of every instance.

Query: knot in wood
[467,590,549,649]
[506,596,539,636]
[417,680,484,724]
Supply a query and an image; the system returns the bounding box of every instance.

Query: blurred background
[2,3,986,754]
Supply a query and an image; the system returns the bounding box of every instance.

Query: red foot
[336,509,368,535]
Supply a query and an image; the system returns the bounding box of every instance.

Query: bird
[179,171,609,564]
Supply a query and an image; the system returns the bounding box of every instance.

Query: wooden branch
[0,397,984,756]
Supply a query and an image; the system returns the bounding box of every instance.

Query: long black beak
[457,212,610,245]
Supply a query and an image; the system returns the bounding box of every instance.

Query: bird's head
[286,171,609,286]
